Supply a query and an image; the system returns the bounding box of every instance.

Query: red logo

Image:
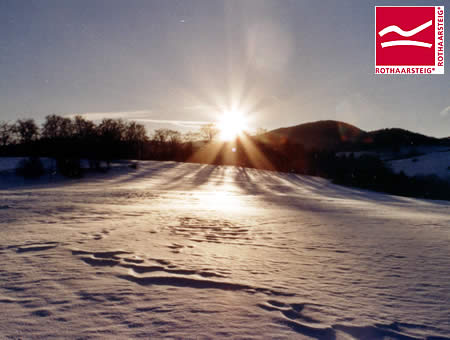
[375,6,444,74]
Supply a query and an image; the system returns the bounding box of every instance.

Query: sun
[217,110,248,141]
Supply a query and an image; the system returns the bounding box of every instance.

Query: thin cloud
[134,118,210,129]
[440,106,450,117]
[65,110,212,129]
[182,104,217,113]
[67,110,152,121]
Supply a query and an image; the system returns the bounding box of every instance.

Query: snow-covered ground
[337,147,450,181]
[337,145,449,162]
[0,157,53,172]
[0,160,449,339]
[0,157,120,173]
[388,150,450,181]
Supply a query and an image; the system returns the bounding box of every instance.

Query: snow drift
[0,160,449,339]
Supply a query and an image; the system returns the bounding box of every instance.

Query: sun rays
[187,107,275,172]
[217,109,248,141]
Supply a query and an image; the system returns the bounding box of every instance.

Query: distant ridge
[260,120,364,150]
[363,128,440,149]
[260,120,443,151]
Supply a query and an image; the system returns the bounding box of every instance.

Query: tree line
[0,115,214,177]
[1,115,448,200]
[0,115,217,157]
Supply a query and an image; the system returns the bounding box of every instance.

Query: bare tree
[42,115,74,139]
[152,129,182,145]
[0,122,15,146]
[73,115,96,138]
[152,129,169,144]
[124,121,147,143]
[151,128,183,159]
[123,121,147,160]
[167,130,181,145]
[97,119,126,142]
[15,119,39,144]
[200,123,219,142]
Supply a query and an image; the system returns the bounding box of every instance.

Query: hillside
[261,120,444,151]
[361,128,441,149]
[388,149,450,181]
[260,120,365,150]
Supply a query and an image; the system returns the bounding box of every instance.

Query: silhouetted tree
[200,123,219,142]
[96,119,127,166]
[166,130,181,145]
[97,118,126,142]
[15,119,39,144]
[151,129,182,160]
[124,121,147,159]
[42,115,74,139]
[0,122,15,147]
[152,128,169,144]
[124,121,147,143]
[73,115,96,138]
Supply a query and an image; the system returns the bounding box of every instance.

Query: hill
[360,128,441,150]
[260,120,365,150]
[260,120,444,151]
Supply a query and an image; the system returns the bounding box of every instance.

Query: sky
[0,0,449,137]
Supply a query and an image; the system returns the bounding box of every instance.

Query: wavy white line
[378,20,432,37]
[381,40,432,48]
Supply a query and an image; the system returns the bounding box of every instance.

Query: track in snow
[1,161,449,339]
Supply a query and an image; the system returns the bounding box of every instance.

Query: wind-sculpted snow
[0,160,449,339]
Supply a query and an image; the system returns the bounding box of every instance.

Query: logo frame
[375,6,445,75]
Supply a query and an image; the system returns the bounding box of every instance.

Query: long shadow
[158,163,217,190]
[227,165,450,211]
[159,162,203,186]
[276,172,424,205]
[110,160,182,185]
[0,169,103,191]
[0,160,183,191]
[191,164,219,186]
[3,158,448,207]
[211,165,227,187]
[233,166,271,195]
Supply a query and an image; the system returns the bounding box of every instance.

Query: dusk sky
[0,0,448,137]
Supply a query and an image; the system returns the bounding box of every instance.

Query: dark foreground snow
[0,161,449,339]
